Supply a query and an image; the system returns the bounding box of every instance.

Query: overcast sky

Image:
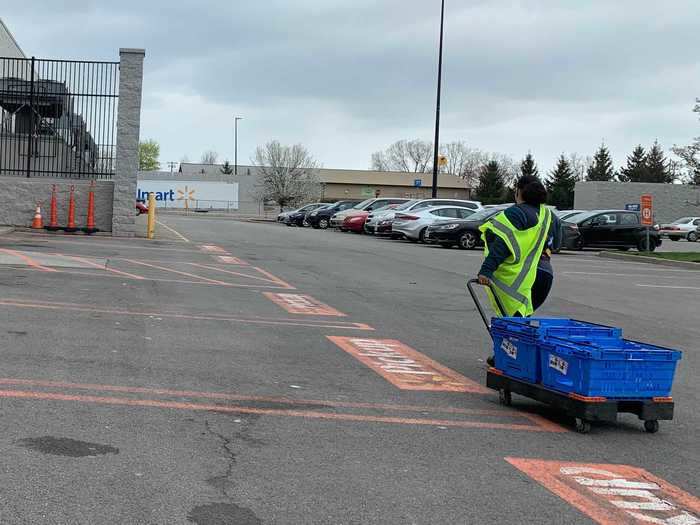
[4,1,699,173]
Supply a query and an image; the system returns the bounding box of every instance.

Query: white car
[364,198,482,235]
[659,217,700,242]
[329,198,409,228]
[392,205,477,242]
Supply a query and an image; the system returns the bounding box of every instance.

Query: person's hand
[478,274,490,286]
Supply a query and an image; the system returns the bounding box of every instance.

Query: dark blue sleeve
[547,212,562,251]
[479,231,511,278]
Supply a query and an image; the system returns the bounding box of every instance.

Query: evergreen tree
[619,145,648,182]
[520,152,539,180]
[586,143,615,181]
[645,141,673,183]
[474,161,507,205]
[220,160,234,175]
[546,155,577,209]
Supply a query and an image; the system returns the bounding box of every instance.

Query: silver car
[392,206,476,242]
[364,198,482,236]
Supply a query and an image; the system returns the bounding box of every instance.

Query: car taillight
[396,214,419,220]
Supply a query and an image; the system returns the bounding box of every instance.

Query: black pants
[512,269,553,317]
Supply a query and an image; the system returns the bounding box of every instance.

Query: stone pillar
[112,48,145,236]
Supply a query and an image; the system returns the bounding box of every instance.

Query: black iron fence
[0,56,118,179]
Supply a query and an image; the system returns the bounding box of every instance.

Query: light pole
[234,116,243,175]
[431,0,445,198]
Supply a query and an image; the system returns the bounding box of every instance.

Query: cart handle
[467,278,506,338]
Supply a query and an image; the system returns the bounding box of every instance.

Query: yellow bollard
[147,192,156,239]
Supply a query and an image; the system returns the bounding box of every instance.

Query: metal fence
[0,56,118,179]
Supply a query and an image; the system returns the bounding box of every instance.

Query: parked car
[392,206,477,242]
[555,210,586,221]
[342,204,402,233]
[567,210,662,251]
[425,206,509,249]
[283,203,326,226]
[136,200,149,215]
[364,198,482,235]
[696,224,700,242]
[306,200,362,229]
[659,217,700,242]
[330,198,410,229]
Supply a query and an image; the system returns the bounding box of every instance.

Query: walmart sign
[136,181,239,209]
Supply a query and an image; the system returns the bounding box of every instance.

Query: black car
[285,203,328,226]
[306,200,362,229]
[566,210,662,251]
[425,206,508,249]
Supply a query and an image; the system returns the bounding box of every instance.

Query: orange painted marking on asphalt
[0,297,374,330]
[189,263,284,285]
[0,389,556,431]
[215,255,247,265]
[250,266,295,289]
[8,235,197,252]
[52,253,147,280]
[199,244,227,253]
[0,248,58,272]
[506,458,700,525]
[120,258,232,286]
[264,292,346,317]
[327,336,489,393]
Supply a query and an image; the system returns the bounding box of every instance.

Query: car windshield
[570,211,614,223]
[466,207,505,221]
[392,200,419,211]
[670,217,693,224]
[353,199,374,209]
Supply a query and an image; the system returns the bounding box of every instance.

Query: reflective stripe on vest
[488,219,521,263]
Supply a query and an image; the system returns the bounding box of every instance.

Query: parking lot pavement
[0,219,698,524]
[656,237,700,252]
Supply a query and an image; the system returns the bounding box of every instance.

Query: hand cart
[467,279,674,434]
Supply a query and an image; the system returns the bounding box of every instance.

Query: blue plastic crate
[491,317,622,344]
[540,338,682,399]
[492,328,553,382]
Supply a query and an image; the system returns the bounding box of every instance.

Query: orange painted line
[188,263,283,284]
[8,235,198,253]
[0,298,374,330]
[263,292,346,317]
[120,258,233,286]
[52,253,147,280]
[518,413,568,433]
[251,266,295,289]
[198,244,227,253]
[0,248,58,272]
[506,458,700,524]
[0,389,555,431]
[328,336,489,393]
[215,255,247,265]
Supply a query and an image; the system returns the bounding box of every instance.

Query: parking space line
[188,262,283,285]
[120,258,232,286]
[0,297,374,330]
[53,253,147,280]
[5,236,199,253]
[637,284,700,290]
[564,271,696,278]
[251,266,295,289]
[0,248,58,272]
[0,388,557,432]
[156,220,190,242]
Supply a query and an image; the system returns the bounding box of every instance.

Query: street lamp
[431,0,445,198]
[234,116,243,175]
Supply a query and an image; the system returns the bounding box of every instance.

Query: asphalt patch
[15,436,119,457]
[187,503,261,525]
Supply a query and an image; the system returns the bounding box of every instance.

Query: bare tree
[200,150,219,164]
[371,139,433,172]
[439,141,489,186]
[568,153,593,181]
[252,141,321,211]
[672,98,700,185]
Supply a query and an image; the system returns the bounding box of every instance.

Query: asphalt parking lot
[0,217,698,524]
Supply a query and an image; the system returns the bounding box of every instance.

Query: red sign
[507,458,700,525]
[641,194,653,226]
[327,336,488,393]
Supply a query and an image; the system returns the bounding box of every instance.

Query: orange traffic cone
[64,186,78,233]
[83,181,98,234]
[31,204,43,229]
[45,185,60,231]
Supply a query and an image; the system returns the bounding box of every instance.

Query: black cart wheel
[644,420,659,433]
[575,418,591,434]
[499,390,512,406]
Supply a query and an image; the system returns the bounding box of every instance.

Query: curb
[598,251,700,271]
[0,226,15,236]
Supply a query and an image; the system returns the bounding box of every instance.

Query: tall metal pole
[431,0,445,198]
[234,116,242,176]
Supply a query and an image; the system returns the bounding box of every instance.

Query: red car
[342,204,402,233]
[136,200,149,215]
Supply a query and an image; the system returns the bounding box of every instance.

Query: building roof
[0,18,26,58]
[178,163,470,189]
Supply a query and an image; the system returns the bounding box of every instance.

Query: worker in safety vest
[477,175,560,319]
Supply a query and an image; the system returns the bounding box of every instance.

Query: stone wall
[574,181,700,223]
[0,177,114,231]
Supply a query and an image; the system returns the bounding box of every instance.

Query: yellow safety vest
[479,205,552,317]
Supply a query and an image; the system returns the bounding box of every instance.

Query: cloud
[3,0,699,172]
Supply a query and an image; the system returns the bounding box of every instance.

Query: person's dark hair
[516,175,547,205]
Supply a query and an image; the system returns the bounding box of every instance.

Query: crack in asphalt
[203,419,237,499]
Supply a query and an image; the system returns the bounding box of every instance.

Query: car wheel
[638,238,652,252]
[575,238,585,251]
[688,231,698,242]
[318,219,329,229]
[670,236,679,241]
[302,219,310,227]
[458,232,477,250]
[418,228,428,243]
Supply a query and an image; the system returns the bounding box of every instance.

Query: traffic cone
[45,185,60,231]
[64,186,78,233]
[83,181,98,234]
[31,204,43,229]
